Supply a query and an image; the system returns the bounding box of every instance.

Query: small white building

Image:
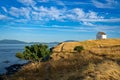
[96,32,107,40]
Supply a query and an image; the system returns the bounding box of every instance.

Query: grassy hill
[4,38,120,80]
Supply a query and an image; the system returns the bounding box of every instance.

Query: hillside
[51,38,120,60]
[3,38,120,80]
[0,39,27,44]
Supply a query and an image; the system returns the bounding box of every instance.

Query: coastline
[0,61,30,80]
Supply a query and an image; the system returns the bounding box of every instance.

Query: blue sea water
[0,43,57,74]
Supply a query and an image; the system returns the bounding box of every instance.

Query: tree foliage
[74,46,84,53]
[16,52,24,59]
[16,44,50,61]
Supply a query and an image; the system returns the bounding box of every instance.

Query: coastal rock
[5,64,23,75]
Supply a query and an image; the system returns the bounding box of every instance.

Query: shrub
[74,46,84,53]
[16,52,24,60]
[16,44,51,61]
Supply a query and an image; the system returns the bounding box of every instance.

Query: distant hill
[29,42,41,44]
[29,42,59,44]
[0,39,27,44]
[0,39,59,44]
[63,40,78,42]
[48,42,59,44]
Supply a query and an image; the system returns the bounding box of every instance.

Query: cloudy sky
[0,0,120,42]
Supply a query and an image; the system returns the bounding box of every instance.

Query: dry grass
[6,38,120,80]
[52,38,120,61]
[52,38,120,52]
[82,60,120,80]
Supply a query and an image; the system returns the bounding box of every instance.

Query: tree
[16,44,51,61]
[74,46,84,53]
[16,52,24,60]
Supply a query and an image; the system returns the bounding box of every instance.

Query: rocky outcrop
[5,64,24,75]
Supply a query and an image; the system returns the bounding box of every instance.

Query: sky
[0,0,120,42]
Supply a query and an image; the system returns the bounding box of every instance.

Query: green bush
[74,46,84,53]
[16,44,51,61]
[16,52,24,60]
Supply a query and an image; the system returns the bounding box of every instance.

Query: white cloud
[9,7,30,19]
[7,25,93,32]
[5,22,120,33]
[65,1,91,5]
[6,6,120,23]
[88,11,100,19]
[1,7,7,12]
[32,7,103,22]
[15,19,28,23]
[92,0,119,8]
[83,22,94,26]
[32,6,65,21]
[67,8,103,22]
[17,0,36,6]
[48,7,64,20]
[65,14,76,20]
[38,0,49,3]
[72,8,86,18]
[80,18,120,22]
[93,25,120,33]
[0,14,7,20]
[37,0,65,7]
[54,0,65,6]
[0,14,11,20]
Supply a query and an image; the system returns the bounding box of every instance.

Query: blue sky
[0,0,120,42]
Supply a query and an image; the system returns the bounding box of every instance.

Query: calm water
[0,43,57,74]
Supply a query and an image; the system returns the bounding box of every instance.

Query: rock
[5,64,23,75]
[3,60,10,63]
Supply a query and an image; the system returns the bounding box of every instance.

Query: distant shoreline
[0,39,59,44]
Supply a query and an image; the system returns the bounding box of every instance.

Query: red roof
[97,32,106,35]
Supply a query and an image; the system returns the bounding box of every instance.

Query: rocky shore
[0,62,30,80]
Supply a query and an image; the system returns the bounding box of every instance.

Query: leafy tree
[74,46,84,53]
[16,44,51,61]
[16,52,24,60]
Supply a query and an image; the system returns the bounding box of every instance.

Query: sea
[0,43,57,74]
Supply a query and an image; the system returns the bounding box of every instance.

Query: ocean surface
[0,43,57,74]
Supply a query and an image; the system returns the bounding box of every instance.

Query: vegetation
[16,52,24,60]
[74,46,84,52]
[4,39,120,80]
[16,44,51,61]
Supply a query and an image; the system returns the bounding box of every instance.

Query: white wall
[101,35,107,39]
[96,34,107,39]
